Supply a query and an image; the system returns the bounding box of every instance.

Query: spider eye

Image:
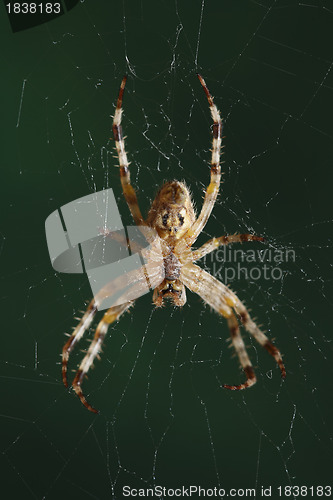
[178,214,184,226]
[162,213,169,226]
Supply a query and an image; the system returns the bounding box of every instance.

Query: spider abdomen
[164,251,181,281]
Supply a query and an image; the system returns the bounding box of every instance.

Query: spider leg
[183,75,222,247]
[223,311,256,390]
[62,260,155,390]
[72,301,133,414]
[180,264,255,388]
[180,263,285,384]
[113,76,145,226]
[191,234,264,262]
[234,302,286,378]
[216,279,286,378]
[62,299,98,387]
[180,263,238,311]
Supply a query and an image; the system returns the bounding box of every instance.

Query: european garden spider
[62,75,286,413]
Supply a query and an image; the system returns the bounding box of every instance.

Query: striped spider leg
[70,301,133,413]
[62,299,132,413]
[61,77,152,413]
[181,264,286,389]
[175,76,265,256]
[187,75,223,244]
[175,74,223,259]
[191,234,265,262]
[112,75,145,227]
[62,271,139,413]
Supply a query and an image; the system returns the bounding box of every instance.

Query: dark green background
[1,1,332,499]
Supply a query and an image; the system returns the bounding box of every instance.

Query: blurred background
[1,0,333,498]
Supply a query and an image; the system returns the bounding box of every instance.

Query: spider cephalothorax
[62,75,286,413]
[147,181,195,240]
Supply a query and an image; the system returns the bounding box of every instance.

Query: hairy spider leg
[183,74,222,248]
[62,270,135,388]
[62,264,152,411]
[72,302,133,413]
[224,311,257,390]
[234,302,286,378]
[180,263,285,388]
[112,76,145,226]
[180,263,237,316]
[191,234,264,262]
[180,265,255,389]
[62,299,98,387]
[220,283,286,380]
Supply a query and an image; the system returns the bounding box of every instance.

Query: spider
[62,75,286,413]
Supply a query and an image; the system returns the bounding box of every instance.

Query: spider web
[1,0,333,498]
